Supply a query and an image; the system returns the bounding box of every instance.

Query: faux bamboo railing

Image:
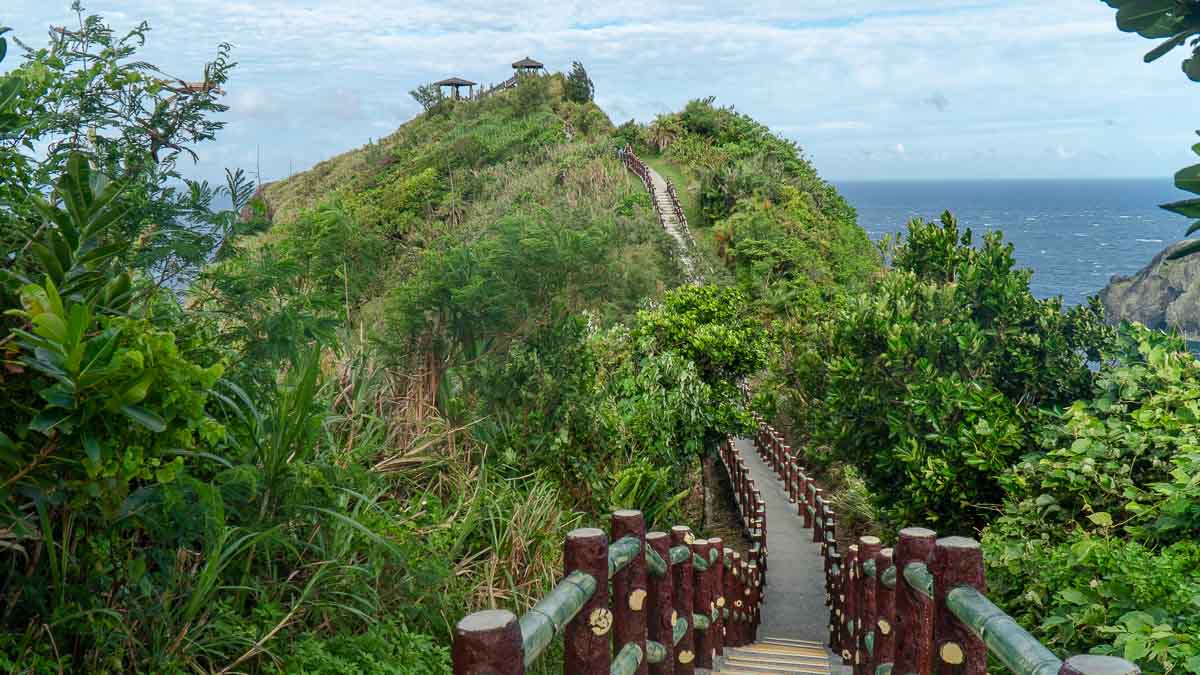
[619,145,707,281]
[452,436,765,674]
[753,418,1142,675]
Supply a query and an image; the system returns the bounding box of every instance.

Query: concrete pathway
[733,437,835,656]
[644,165,696,279]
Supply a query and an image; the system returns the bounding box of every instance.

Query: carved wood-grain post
[842,544,859,664]
[747,560,761,641]
[612,510,648,675]
[894,527,937,675]
[691,539,713,670]
[812,489,825,543]
[453,609,524,675]
[798,469,810,519]
[646,531,674,675]
[856,536,882,675]
[670,526,696,675]
[564,527,610,675]
[873,548,896,672]
[709,537,725,658]
[726,550,741,647]
[932,537,986,675]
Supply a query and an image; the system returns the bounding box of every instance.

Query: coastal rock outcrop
[1100,241,1200,339]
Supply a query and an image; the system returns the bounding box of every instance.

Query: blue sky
[5,1,1197,183]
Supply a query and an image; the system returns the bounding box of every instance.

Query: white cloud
[5,0,1189,181]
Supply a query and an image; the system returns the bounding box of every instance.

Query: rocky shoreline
[1100,241,1200,340]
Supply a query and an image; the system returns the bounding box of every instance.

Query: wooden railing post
[692,538,714,670]
[453,609,525,675]
[812,488,825,543]
[842,544,859,664]
[894,527,937,675]
[670,526,696,675]
[932,537,986,675]
[856,536,882,674]
[872,548,895,673]
[564,528,610,675]
[710,537,725,659]
[646,531,674,675]
[612,511,648,675]
[725,549,741,647]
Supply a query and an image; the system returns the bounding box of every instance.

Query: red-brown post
[932,537,986,675]
[671,526,696,675]
[812,490,826,543]
[842,544,859,664]
[873,548,896,672]
[894,527,937,675]
[709,537,725,658]
[453,609,525,675]
[692,539,714,670]
[564,528,610,675]
[726,551,742,647]
[827,547,841,648]
[612,510,648,675]
[747,560,761,641]
[646,532,674,675]
[856,536,882,675]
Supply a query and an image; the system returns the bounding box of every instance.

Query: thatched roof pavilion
[435,76,477,99]
[511,57,544,76]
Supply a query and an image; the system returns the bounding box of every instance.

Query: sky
[5,1,1198,183]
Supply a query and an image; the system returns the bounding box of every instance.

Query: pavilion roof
[512,56,543,69]
[434,77,477,86]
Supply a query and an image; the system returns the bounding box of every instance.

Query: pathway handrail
[452,436,766,674]
[750,417,1142,675]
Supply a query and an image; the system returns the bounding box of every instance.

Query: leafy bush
[780,213,1112,530]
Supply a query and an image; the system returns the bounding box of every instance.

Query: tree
[1100,1,1200,258]
[409,82,444,111]
[564,61,595,103]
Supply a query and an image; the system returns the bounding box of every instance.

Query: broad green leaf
[32,312,68,343]
[1144,31,1194,62]
[121,370,155,405]
[1115,0,1175,34]
[121,404,166,432]
[1060,588,1089,605]
[1166,239,1200,260]
[1175,162,1200,195]
[82,431,102,465]
[1087,511,1114,527]
[1162,197,1200,218]
[29,408,72,434]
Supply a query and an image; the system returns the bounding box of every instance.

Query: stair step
[761,637,825,648]
[716,666,830,675]
[724,654,830,670]
[733,645,829,658]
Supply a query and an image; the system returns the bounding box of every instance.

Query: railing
[619,145,707,282]
[452,436,765,674]
[474,75,521,101]
[752,418,1142,675]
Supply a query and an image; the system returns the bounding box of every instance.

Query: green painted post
[453,609,525,674]
[894,528,937,675]
[612,511,648,675]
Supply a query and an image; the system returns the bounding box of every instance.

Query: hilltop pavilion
[435,77,477,100]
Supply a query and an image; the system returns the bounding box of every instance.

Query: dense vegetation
[4,4,1199,674]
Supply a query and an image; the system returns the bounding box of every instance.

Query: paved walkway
[733,437,835,655]
[645,165,696,279]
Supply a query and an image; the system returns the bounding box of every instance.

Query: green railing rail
[752,416,1142,675]
[451,437,766,674]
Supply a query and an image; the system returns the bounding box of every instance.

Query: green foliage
[781,213,1112,530]
[0,6,240,286]
[564,61,595,104]
[410,82,445,112]
[1099,1,1200,259]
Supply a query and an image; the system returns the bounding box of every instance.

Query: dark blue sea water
[836,179,1190,306]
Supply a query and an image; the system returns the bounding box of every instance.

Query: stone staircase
[712,637,835,675]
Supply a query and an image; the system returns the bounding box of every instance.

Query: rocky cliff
[1100,241,1200,339]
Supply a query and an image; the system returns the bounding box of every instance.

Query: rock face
[1100,241,1200,339]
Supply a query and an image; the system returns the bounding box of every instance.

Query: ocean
[835,179,1190,306]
